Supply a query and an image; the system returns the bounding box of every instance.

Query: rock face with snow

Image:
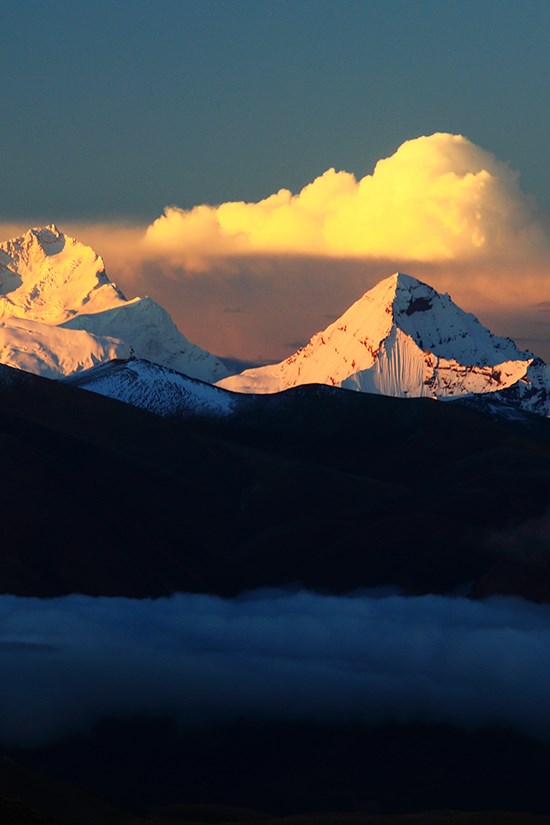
[0,225,229,381]
[218,273,534,401]
[485,357,550,417]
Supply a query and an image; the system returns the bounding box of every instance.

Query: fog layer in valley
[2,590,550,746]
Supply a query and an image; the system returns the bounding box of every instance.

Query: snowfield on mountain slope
[67,358,238,417]
[218,273,534,399]
[0,317,132,379]
[0,225,229,382]
[60,296,229,382]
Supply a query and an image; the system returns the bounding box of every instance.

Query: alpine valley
[4,226,550,825]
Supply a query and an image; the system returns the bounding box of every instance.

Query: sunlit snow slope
[0,317,131,380]
[0,225,229,381]
[219,273,534,401]
[67,358,238,418]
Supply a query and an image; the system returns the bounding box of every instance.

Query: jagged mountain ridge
[0,225,229,381]
[70,270,550,420]
[218,272,535,401]
[2,228,550,416]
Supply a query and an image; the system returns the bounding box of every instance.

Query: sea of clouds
[2,589,550,746]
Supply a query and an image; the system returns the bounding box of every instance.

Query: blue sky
[3,0,550,219]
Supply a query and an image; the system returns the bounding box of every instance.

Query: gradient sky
[3,0,550,363]
[3,0,550,219]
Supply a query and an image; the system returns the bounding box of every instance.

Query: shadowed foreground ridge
[0,361,549,600]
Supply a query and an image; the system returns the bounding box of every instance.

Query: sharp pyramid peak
[353,273,433,306]
[387,271,416,283]
[219,270,532,396]
[394,271,428,286]
[354,272,449,324]
[379,271,435,291]
[347,272,434,321]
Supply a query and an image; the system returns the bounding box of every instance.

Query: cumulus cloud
[144,133,550,269]
[2,591,550,746]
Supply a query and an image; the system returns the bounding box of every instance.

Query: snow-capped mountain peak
[0,224,126,324]
[23,224,66,254]
[0,226,229,382]
[218,272,533,398]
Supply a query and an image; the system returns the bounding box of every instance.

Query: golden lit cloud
[144,133,550,268]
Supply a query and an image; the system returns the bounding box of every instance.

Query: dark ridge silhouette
[0,363,549,600]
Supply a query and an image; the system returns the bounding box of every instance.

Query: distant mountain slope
[218,272,534,400]
[480,357,550,417]
[66,357,239,418]
[0,225,229,382]
[61,296,229,382]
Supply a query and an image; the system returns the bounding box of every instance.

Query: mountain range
[1,225,549,419]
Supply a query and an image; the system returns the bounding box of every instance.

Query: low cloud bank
[2,590,550,746]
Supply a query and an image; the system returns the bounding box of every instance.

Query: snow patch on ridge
[67,358,238,418]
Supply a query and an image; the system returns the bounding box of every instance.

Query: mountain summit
[0,226,229,381]
[0,224,125,323]
[218,273,533,399]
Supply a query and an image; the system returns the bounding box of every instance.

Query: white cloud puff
[144,133,550,269]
